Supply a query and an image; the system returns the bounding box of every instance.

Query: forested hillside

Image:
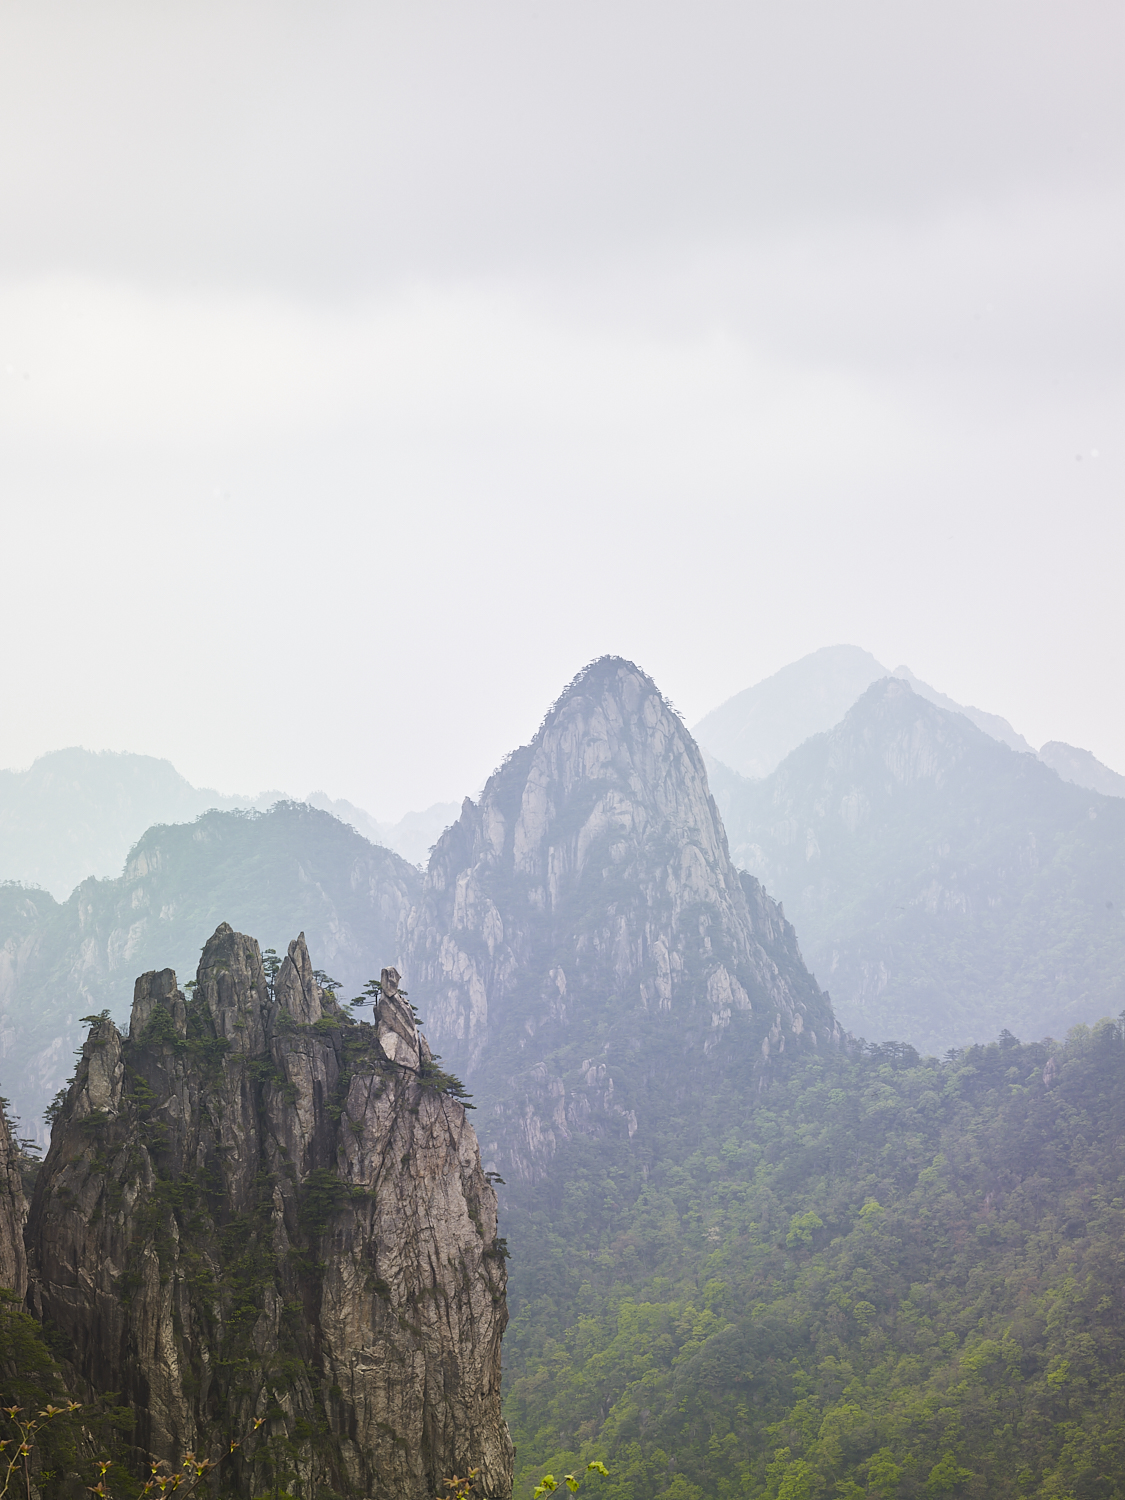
[502,1019,1125,1500]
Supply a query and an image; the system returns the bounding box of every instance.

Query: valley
[1,650,1123,1500]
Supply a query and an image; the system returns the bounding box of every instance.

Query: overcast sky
[1,1,1122,816]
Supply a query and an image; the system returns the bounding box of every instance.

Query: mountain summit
[406,657,836,1178]
[693,645,1033,778]
[710,676,1125,1050]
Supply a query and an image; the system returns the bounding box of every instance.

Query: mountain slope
[405,656,838,1182]
[1039,740,1125,798]
[693,647,1034,780]
[888,664,1033,754]
[708,678,1125,1051]
[0,747,288,899]
[692,646,888,779]
[307,792,461,866]
[0,803,421,1143]
[504,1020,1125,1500]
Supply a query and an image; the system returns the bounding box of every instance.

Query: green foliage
[262,949,281,999]
[418,1054,474,1107]
[502,1020,1125,1500]
[534,1460,610,1497]
[0,1291,85,1500]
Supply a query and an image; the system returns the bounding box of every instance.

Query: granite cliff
[0,1102,26,1296]
[0,802,422,1146]
[406,657,838,1180]
[26,923,513,1500]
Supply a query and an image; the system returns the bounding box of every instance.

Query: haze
[1,1,1122,817]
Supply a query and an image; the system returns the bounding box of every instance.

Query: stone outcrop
[26,924,513,1500]
[405,657,838,1178]
[0,1102,27,1296]
[0,802,423,1151]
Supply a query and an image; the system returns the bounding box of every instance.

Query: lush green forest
[502,1021,1125,1500]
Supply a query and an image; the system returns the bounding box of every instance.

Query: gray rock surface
[0,803,421,1148]
[0,1101,26,1296]
[26,924,512,1500]
[406,656,837,1180]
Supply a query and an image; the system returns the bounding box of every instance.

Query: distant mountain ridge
[1039,740,1125,798]
[692,644,1042,778]
[0,748,284,900]
[708,677,1125,1052]
[0,747,456,899]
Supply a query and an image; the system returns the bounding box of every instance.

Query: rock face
[0,1102,27,1295]
[26,924,513,1500]
[0,802,422,1149]
[406,657,837,1179]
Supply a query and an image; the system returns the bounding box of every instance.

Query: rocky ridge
[26,924,512,1500]
[0,802,422,1147]
[406,657,838,1180]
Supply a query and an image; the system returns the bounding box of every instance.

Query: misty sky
[1,1,1122,817]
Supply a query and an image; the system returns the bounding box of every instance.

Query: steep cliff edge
[26,924,513,1500]
[406,657,838,1179]
[0,1102,27,1295]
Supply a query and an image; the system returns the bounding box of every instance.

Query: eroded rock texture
[0,1102,27,1295]
[27,924,512,1499]
[405,656,838,1179]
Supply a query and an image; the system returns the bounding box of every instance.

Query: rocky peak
[27,923,513,1500]
[375,966,423,1069]
[406,656,837,1176]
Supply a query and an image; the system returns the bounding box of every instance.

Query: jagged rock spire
[26,924,513,1499]
[405,656,837,1177]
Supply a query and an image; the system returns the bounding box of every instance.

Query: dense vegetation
[502,1020,1125,1500]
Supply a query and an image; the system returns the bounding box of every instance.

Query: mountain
[707,677,1125,1052]
[1039,740,1125,798]
[307,792,461,867]
[0,747,453,900]
[0,803,422,1145]
[0,748,288,899]
[887,664,1034,755]
[692,646,888,779]
[692,647,1033,780]
[404,656,839,1182]
[26,925,513,1500]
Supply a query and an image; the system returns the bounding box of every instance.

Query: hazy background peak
[1,2,1122,811]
